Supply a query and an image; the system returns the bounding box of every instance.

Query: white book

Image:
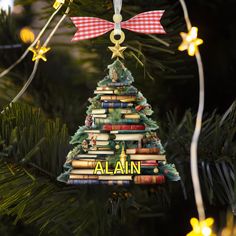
[76,159,100,161]
[96,141,110,146]
[70,169,101,175]
[92,114,107,118]
[107,109,133,114]
[98,175,133,181]
[130,155,166,161]
[114,133,144,141]
[119,109,133,114]
[97,87,113,91]
[84,130,101,133]
[94,90,114,94]
[88,150,114,155]
[76,154,97,158]
[91,109,107,114]
[88,133,110,141]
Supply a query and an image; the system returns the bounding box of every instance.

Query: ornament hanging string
[179,0,206,221]
[0,3,63,79]
[1,1,73,113]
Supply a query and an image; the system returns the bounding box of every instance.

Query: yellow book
[124,114,140,119]
[101,95,136,101]
[69,174,98,180]
[130,155,166,161]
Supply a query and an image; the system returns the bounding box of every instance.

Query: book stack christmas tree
[58,59,180,185]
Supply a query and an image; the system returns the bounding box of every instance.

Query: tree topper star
[178,27,203,56]
[108,44,127,59]
[187,218,215,236]
[29,41,51,62]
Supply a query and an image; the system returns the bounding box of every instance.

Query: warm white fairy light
[0,0,14,12]
[1,1,73,113]
[179,0,206,223]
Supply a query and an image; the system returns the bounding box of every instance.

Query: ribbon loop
[113,0,123,35]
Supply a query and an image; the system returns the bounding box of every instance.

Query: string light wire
[1,1,73,112]
[179,0,206,221]
[0,4,63,79]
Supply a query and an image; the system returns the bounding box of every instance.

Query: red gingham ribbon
[71,10,166,41]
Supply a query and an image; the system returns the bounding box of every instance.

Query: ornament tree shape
[58,59,180,185]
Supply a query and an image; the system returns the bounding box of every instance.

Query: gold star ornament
[29,41,51,62]
[108,44,127,59]
[187,218,215,236]
[178,27,203,56]
[109,30,127,59]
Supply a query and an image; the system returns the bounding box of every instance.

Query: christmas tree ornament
[81,140,89,152]
[29,41,51,62]
[178,27,203,56]
[56,1,180,185]
[119,143,127,167]
[58,59,180,185]
[187,218,215,236]
[115,144,120,150]
[153,167,159,174]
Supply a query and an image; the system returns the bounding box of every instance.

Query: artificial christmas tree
[58,59,180,185]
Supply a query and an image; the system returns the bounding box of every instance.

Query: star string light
[29,41,51,62]
[177,0,216,235]
[187,218,215,236]
[178,27,203,56]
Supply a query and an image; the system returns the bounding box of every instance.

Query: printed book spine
[102,102,133,108]
[107,82,129,87]
[100,180,130,185]
[100,95,136,101]
[67,180,100,185]
[102,124,145,131]
[126,148,160,154]
[69,174,98,180]
[134,175,165,184]
[95,118,140,124]
[72,160,104,168]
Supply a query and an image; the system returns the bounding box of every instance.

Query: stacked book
[62,60,179,185]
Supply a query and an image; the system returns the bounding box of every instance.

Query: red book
[134,160,158,166]
[139,160,158,167]
[134,175,165,184]
[126,148,160,154]
[103,124,145,131]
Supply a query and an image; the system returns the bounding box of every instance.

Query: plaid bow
[71,10,166,41]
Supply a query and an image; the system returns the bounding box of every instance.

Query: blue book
[107,82,130,87]
[95,118,140,124]
[102,102,132,108]
[67,180,100,185]
[100,180,130,185]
